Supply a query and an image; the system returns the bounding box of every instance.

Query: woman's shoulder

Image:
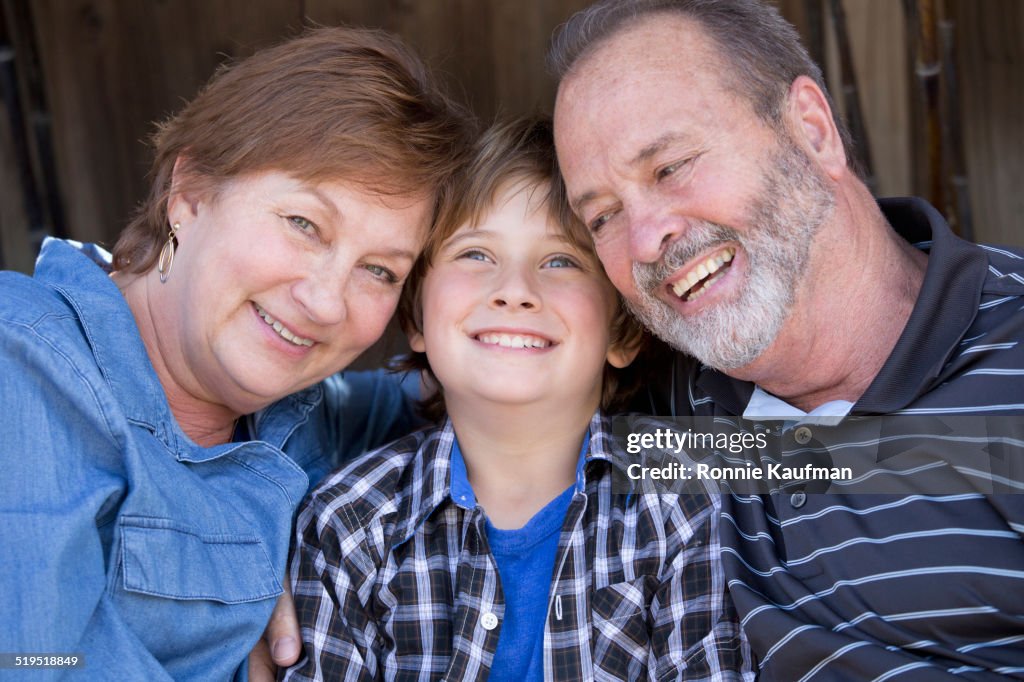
[0,267,76,327]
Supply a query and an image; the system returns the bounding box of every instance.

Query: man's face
[554,15,834,371]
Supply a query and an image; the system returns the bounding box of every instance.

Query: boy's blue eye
[458,249,492,263]
[545,255,579,269]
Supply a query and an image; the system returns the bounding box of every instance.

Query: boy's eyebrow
[443,229,580,251]
[442,229,495,248]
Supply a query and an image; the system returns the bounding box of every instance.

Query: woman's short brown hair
[396,116,649,422]
[113,25,475,273]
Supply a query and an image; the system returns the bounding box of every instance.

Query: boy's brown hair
[396,116,649,422]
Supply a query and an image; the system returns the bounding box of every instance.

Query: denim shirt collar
[33,238,318,463]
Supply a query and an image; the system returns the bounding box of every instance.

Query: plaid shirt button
[480,612,499,630]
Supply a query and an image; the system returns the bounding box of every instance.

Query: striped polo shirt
[647,198,1024,680]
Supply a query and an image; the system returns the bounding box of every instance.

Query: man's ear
[786,75,847,179]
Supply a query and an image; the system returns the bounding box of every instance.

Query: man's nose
[628,200,685,264]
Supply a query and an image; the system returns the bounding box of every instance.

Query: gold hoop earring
[157,223,180,283]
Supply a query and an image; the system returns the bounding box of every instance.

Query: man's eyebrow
[571,191,598,217]
[631,132,690,166]
[570,132,693,216]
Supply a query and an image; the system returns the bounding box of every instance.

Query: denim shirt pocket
[120,516,282,604]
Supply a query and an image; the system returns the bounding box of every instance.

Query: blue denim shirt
[0,239,418,680]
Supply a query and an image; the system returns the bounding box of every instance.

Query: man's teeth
[477,333,551,349]
[671,247,736,300]
[255,304,313,347]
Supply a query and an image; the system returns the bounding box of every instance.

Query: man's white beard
[629,138,835,371]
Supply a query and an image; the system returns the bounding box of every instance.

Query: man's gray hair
[548,0,857,170]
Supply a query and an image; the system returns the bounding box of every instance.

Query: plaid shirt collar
[390,412,624,550]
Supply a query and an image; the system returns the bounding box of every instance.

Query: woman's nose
[291,268,348,326]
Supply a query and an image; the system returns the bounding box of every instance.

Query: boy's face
[409,182,633,414]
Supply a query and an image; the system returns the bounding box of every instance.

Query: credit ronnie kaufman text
[610,415,1024,495]
[626,461,853,482]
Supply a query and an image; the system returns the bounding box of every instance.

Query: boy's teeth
[254,304,314,347]
[671,247,736,299]
[477,333,550,349]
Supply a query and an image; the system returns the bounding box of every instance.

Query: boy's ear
[607,339,641,369]
[407,328,426,353]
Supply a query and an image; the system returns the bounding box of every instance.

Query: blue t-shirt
[450,435,587,681]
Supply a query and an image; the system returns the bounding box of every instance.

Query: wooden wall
[2,0,1022,278]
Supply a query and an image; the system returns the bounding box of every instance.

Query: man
[552,0,1024,679]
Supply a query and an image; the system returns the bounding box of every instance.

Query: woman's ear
[166,154,201,226]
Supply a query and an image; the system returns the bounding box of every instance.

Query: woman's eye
[288,215,317,235]
[544,255,579,269]
[365,264,399,284]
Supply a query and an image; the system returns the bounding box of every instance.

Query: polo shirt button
[794,426,812,444]
[790,490,807,508]
[481,612,499,630]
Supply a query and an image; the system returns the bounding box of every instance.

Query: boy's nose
[489,270,541,311]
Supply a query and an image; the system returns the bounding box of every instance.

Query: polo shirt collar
[692,198,989,415]
[854,197,987,412]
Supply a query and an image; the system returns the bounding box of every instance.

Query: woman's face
[157,170,431,415]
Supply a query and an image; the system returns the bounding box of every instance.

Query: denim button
[790,491,807,508]
[794,426,812,444]
[481,612,499,630]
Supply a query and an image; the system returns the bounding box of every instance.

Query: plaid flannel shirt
[283,412,752,681]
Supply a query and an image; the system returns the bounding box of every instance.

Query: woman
[0,27,471,680]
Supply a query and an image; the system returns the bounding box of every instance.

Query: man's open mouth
[670,247,736,302]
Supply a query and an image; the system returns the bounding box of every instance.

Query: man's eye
[288,215,317,234]
[657,156,696,181]
[588,212,614,234]
[657,163,680,180]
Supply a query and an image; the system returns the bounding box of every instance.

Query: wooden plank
[0,67,34,274]
[839,0,912,196]
[949,0,1023,246]
[305,0,593,120]
[29,0,301,248]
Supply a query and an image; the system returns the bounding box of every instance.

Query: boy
[283,119,749,681]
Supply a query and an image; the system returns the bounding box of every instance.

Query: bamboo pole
[828,0,876,193]
[910,0,945,214]
[939,8,972,240]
